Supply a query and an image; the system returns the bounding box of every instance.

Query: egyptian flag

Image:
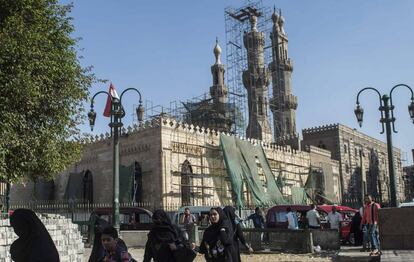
[103,83,119,117]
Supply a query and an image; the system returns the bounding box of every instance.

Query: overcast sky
[63,0,414,165]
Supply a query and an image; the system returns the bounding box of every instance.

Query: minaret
[210,39,230,132]
[210,38,228,105]
[242,15,272,142]
[269,9,298,140]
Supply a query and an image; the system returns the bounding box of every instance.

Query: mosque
[10,4,404,208]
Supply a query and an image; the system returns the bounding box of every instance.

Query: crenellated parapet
[160,115,220,138]
[79,118,163,145]
[302,123,340,135]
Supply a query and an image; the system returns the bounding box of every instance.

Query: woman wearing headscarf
[9,208,60,262]
[89,214,110,262]
[195,207,235,262]
[143,209,179,262]
[223,206,253,262]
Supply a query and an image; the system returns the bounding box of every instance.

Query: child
[100,226,135,262]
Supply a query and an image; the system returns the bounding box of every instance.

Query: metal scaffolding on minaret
[224,1,273,138]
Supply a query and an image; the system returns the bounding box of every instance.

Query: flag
[103,83,119,117]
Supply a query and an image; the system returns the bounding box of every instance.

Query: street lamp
[88,87,144,231]
[354,84,414,207]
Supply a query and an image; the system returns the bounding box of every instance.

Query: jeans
[362,224,370,248]
[368,224,379,250]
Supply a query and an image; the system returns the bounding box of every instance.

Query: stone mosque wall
[10,116,341,207]
[302,123,404,202]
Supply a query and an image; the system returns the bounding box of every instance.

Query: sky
[62,0,414,165]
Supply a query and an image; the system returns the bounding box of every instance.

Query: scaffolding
[132,87,238,132]
[131,1,278,137]
[224,0,274,137]
[132,92,210,123]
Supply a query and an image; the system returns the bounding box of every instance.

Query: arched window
[133,162,143,203]
[82,170,93,203]
[181,160,193,206]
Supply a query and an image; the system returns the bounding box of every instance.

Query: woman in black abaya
[88,215,110,262]
[196,207,234,262]
[9,208,60,262]
[223,206,253,262]
[143,209,179,262]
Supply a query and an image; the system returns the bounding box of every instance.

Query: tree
[0,0,95,182]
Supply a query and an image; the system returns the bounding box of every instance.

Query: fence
[9,201,180,241]
[341,197,391,209]
[8,200,258,241]
[0,181,10,216]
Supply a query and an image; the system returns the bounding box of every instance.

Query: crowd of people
[6,195,381,261]
[143,206,253,262]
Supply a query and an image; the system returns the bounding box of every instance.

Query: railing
[9,200,182,241]
[341,197,394,209]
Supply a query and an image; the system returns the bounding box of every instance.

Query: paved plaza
[83,248,336,262]
[82,246,414,261]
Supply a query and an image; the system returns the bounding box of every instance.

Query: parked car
[90,207,153,230]
[265,204,357,242]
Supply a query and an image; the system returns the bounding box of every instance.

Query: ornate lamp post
[88,88,144,231]
[354,84,414,207]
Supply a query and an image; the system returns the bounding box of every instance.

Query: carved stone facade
[403,165,414,202]
[302,124,405,203]
[10,117,341,206]
[402,149,414,201]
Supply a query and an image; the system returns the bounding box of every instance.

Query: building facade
[402,149,414,201]
[302,124,404,204]
[10,116,341,207]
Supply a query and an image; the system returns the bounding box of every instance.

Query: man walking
[181,207,196,242]
[360,195,381,256]
[286,207,298,230]
[247,207,265,229]
[327,205,342,230]
[247,207,266,241]
[306,204,321,229]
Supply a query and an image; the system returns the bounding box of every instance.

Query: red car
[265,204,357,242]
